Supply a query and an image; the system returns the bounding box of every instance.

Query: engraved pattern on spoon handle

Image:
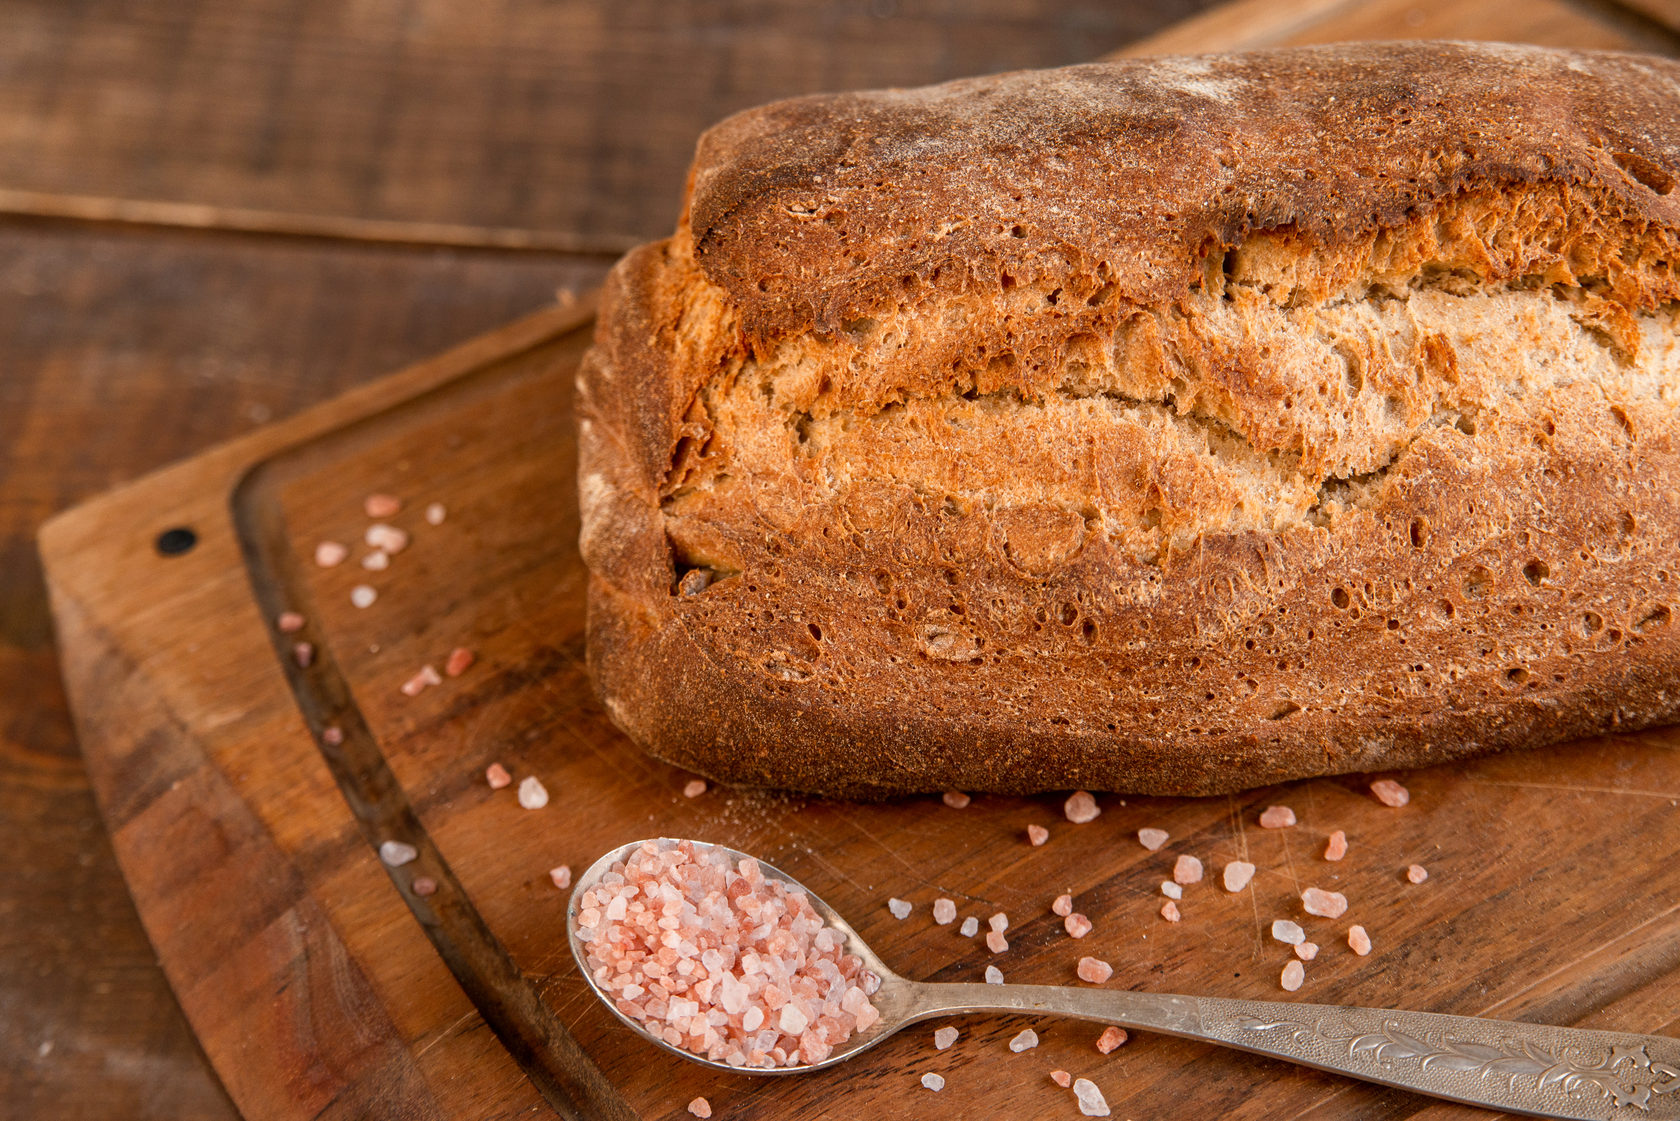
[908,984,1680,1120]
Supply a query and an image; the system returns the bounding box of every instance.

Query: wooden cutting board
[39,2,1680,1119]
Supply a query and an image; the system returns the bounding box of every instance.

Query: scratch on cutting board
[414,1008,483,1060]
[1474,896,1680,1019]
[1466,778,1680,800]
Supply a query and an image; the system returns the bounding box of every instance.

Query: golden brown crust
[580,43,1680,798]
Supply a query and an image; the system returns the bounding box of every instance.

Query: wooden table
[6,2,1680,1119]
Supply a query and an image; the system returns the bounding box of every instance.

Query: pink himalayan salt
[1371,779,1411,807]
[1172,854,1203,885]
[932,898,957,925]
[314,540,348,567]
[1302,887,1348,919]
[1065,912,1093,938]
[1271,919,1304,945]
[1295,942,1319,961]
[688,1097,712,1118]
[517,776,548,810]
[1073,1077,1110,1117]
[1348,925,1373,956]
[1051,893,1074,918]
[985,965,1004,984]
[1160,900,1180,923]
[1027,824,1050,846]
[1137,827,1168,851]
[276,611,305,633]
[1064,790,1100,824]
[364,493,402,518]
[1076,956,1113,984]
[989,912,1009,933]
[921,1072,945,1092]
[364,522,410,555]
[577,840,881,1069]
[550,865,572,890]
[425,502,447,525]
[445,647,475,677]
[1281,960,1305,992]
[1009,1028,1039,1052]
[1259,805,1297,829]
[361,550,390,572]
[350,584,377,608]
[1407,864,1429,884]
[683,779,708,798]
[1160,881,1181,900]
[411,876,437,896]
[485,762,512,789]
[293,642,315,668]
[1095,1026,1128,1054]
[986,930,1008,954]
[1051,1069,1073,1087]
[942,790,971,809]
[1324,830,1348,861]
[321,725,343,746]
[1223,861,1256,892]
[402,664,442,696]
[934,1026,959,1050]
[887,898,911,920]
[960,916,980,937]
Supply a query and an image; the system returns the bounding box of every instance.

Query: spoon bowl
[569,838,1680,1119]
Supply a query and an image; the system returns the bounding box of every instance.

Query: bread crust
[579,43,1680,797]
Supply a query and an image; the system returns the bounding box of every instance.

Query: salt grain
[364,493,402,519]
[321,725,343,746]
[1064,790,1101,824]
[921,1072,945,1092]
[276,611,305,633]
[517,776,548,810]
[1173,854,1203,885]
[443,647,474,677]
[888,898,912,920]
[293,642,314,668]
[1009,1028,1039,1052]
[986,930,1009,953]
[1065,913,1093,938]
[577,839,880,1069]
[1073,1077,1111,1116]
[425,502,447,526]
[1051,893,1074,918]
[1051,1069,1073,1087]
[1027,824,1050,846]
[401,664,442,696]
[1295,941,1320,961]
[1407,863,1429,884]
[379,840,418,867]
[350,584,377,609]
[942,790,971,809]
[1271,919,1305,945]
[1077,956,1113,984]
[933,898,957,925]
[988,912,1008,933]
[364,523,409,555]
[1281,960,1305,992]
[1348,924,1373,956]
[361,550,390,571]
[1371,779,1411,807]
[934,1026,959,1050]
[1259,805,1297,829]
[688,1097,712,1118]
[1301,887,1348,918]
[1324,830,1348,861]
[1137,827,1169,851]
[315,541,348,567]
[550,865,572,890]
[1160,901,1180,923]
[1160,881,1182,900]
[1096,1026,1128,1054]
[960,916,980,937]
[485,762,512,789]
[1223,861,1256,892]
[985,965,1004,985]
[411,876,437,896]
[683,779,708,798]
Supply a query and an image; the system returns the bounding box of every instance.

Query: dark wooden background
[9,1,1680,1118]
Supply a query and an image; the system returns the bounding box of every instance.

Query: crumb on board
[401,664,441,696]
[444,647,476,677]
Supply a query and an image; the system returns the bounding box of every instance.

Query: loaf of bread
[577,42,1680,797]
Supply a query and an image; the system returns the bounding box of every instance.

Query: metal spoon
[568,838,1680,1119]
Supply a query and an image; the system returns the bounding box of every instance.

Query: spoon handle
[907,983,1680,1119]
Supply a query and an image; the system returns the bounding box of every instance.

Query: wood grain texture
[0,0,1219,249]
[0,218,607,1120]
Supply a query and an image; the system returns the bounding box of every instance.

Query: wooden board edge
[37,293,599,577]
[1104,0,1364,57]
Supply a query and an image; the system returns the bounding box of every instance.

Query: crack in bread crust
[581,44,1680,797]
